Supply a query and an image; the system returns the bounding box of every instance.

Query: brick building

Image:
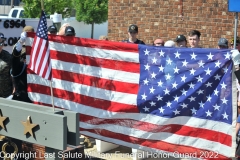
[108,0,240,48]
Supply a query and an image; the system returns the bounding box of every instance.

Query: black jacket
[11,46,32,103]
[122,39,145,44]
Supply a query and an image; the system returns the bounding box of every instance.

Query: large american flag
[25,35,236,159]
[28,10,52,80]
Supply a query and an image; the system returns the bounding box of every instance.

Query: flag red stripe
[34,39,44,72]
[27,32,139,53]
[41,44,50,78]
[80,128,228,159]
[26,46,31,56]
[27,68,139,94]
[52,70,139,94]
[49,50,140,73]
[27,84,139,113]
[80,114,231,146]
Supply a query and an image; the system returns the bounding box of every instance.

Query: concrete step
[81,137,204,160]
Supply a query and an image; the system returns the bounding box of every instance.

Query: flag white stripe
[52,59,140,84]
[26,37,139,63]
[27,74,138,105]
[27,58,140,84]
[27,92,231,135]
[81,131,230,158]
[80,122,231,157]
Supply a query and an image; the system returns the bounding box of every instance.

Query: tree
[74,0,108,38]
[22,0,73,18]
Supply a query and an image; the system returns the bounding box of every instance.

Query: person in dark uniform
[64,26,76,36]
[0,33,13,98]
[122,24,145,44]
[175,35,187,47]
[11,26,34,103]
[48,25,57,35]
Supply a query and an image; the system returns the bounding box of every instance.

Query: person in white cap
[164,40,175,47]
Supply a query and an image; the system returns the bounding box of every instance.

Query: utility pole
[11,0,14,8]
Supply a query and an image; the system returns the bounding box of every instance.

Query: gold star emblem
[0,109,8,130]
[21,116,38,137]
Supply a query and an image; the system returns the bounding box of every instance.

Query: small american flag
[25,35,236,159]
[28,10,52,80]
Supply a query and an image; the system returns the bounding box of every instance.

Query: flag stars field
[206,110,212,117]
[138,46,232,125]
[189,68,196,75]
[159,50,165,57]
[198,60,205,68]
[190,52,197,60]
[207,52,214,60]
[205,68,212,75]
[174,66,180,73]
[197,89,204,95]
[144,49,150,55]
[181,103,188,109]
[214,74,221,80]
[205,82,212,87]
[215,60,221,68]
[224,52,231,60]
[222,112,229,120]
[172,82,178,89]
[188,82,195,89]
[223,66,228,73]
[213,104,220,110]
[174,51,181,58]
[182,60,188,67]
[199,101,204,108]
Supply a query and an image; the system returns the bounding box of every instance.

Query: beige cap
[23,26,34,32]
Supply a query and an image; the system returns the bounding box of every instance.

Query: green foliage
[74,0,108,24]
[22,0,73,18]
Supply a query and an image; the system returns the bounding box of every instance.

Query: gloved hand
[231,49,240,65]
[15,41,22,52]
[19,32,27,43]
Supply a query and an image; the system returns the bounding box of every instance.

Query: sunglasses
[0,42,4,46]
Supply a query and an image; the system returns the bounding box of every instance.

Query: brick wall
[108,0,240,48]
[22,142,45,160]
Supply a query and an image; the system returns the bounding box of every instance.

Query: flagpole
[41,0,44,10]
[41,0,55,112]
[50,81,55,112]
